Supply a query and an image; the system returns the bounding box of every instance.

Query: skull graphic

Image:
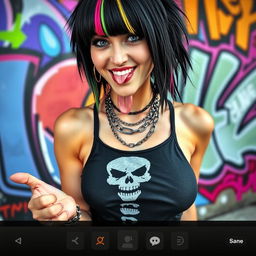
[106,156,151,201]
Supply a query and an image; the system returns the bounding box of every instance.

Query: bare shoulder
[54,104,94,139]
[173,101,214,137]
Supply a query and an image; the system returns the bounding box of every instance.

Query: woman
[10,0,214,223]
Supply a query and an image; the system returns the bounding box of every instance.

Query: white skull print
[106,156,151,221]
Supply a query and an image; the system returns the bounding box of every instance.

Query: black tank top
[81,101,197,223]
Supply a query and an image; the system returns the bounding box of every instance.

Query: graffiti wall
[0,0,90,220]
[0,0,255,220]
[182,0,256,219]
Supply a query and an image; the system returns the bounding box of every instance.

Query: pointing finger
[9,172,45,189]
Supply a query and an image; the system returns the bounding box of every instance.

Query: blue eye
[127,35,140,42]
[92,39,108,48]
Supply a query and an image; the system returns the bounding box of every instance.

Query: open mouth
[109,66,136,85]
[120,203,140,216]
[118,185,139,192]
[118,190,141,201]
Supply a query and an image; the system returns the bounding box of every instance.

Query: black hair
[67,0,191,109]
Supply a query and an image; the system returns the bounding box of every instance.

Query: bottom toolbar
[0,221,254,255]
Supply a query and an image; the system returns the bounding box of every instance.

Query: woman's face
[90,34,154,97]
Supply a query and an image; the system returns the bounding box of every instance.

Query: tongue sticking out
[117,95,133,114]
[113,72,130,84]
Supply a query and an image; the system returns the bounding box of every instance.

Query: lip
[111,66,135,72]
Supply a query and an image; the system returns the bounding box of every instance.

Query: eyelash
[91,39,108,48]
[91,35,142,48]
[127,34,141,42]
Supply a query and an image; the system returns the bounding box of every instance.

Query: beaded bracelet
[65,205,81,225]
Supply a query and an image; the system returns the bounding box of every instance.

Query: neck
[110,80,154,113]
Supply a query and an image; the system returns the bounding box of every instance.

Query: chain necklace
[105,93,160,148]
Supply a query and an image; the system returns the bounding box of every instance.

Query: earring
[150,73,155,84]
[93,66,102,83]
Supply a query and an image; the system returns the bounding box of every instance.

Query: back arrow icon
[15,237,22,245]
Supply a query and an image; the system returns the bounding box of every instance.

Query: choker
[105,93,160,148]
[109,95,156,115]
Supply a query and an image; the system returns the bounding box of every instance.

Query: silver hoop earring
[93,66,102,83]
[150,73,155,84]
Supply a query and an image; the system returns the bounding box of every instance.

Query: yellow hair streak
[116,0,135,34]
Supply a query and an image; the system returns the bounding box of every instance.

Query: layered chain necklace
[105,93,160,148]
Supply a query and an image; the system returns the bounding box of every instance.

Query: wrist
[65,205,81,225]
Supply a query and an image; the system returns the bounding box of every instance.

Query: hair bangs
[97,0,143,37]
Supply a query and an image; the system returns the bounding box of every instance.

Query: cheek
[90,49,105,68]
[133,46,152,66]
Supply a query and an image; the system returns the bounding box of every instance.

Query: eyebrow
[92,35,108,39]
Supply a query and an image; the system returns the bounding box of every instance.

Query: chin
[111,85,139,97]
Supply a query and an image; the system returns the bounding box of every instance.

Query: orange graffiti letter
[204,0,220,40]
[221,0,241,15]
[236,0,256,51]
[218,0,241,36]
[183,0,199,34]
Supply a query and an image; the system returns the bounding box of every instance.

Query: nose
[110,44,128,66]
[125,175,133,184]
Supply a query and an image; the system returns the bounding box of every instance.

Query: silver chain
[105,94,160,148]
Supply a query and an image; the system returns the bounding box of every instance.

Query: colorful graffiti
[182,0,256,219]
[0,0,89,220]
[0,0,255,220]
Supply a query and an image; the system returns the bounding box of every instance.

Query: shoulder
[172,102,214,179]
[173,101,214,138]
[54,105,94,140]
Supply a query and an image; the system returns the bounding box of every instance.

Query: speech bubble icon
[149,236,160,246]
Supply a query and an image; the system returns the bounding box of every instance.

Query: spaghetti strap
[93,104,99,138]
[168,101,176,138]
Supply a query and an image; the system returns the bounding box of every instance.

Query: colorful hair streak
[116,0,135,34]
[170,71,174,96]
[94,0,105,35]
[100,0,109,36]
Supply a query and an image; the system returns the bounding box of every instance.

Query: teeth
[112,68,133,76]
[118,190,141,201]
[119,185,139,191]
[120,208,140,215]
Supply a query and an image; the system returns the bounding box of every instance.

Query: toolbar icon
[92,232,109,250]
[15,237,22,245]
[67,232,84,250]
[171,232,189,250]
[146,232,163,250]
[118,230,138,251]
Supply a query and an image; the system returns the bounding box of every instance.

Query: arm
[9,108,94,221]
[53,107,94,221]
[179,104,214,221]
